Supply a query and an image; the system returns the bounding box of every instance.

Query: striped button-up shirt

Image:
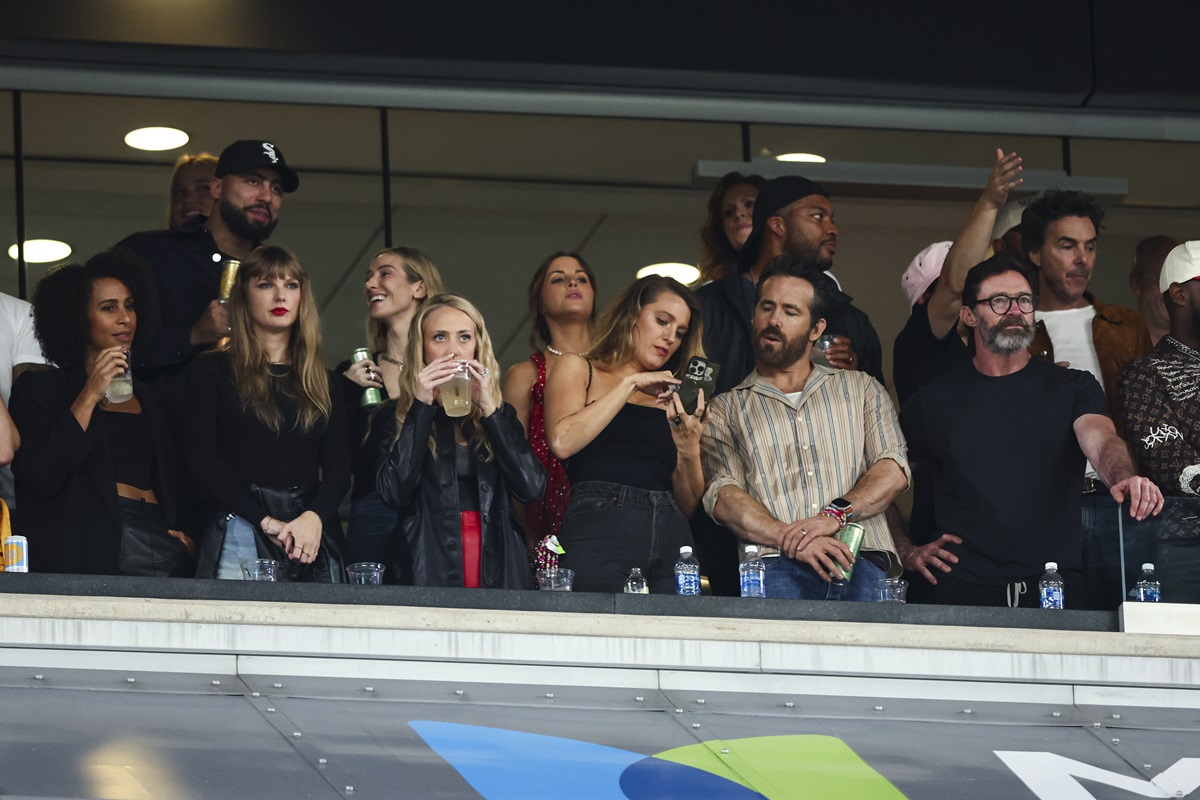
[701,365,910,569]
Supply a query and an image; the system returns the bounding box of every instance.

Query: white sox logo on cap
[262,142,279,164]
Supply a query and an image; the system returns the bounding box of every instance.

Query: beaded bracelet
[819,506,849,530]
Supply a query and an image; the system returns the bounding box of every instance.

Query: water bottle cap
[1044,561,1057,571]
[1141,563,1155,571]
[745,545,759,556]
[680,546,693,556]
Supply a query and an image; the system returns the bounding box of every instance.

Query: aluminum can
[3,535,29,573]
[353,347,382,408]
[218,258,241,303]
[835,522,865,583]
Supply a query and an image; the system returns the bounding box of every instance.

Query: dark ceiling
[0,1,1194,115]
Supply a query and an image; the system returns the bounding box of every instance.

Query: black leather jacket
[376,399,545,589]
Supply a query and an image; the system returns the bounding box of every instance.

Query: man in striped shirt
[700,255,911,600]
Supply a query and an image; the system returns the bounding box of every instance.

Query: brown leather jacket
[1029,292,1151,418]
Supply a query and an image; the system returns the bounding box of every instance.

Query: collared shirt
[700,365,910,567]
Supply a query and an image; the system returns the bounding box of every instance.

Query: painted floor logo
[410,721,906,799]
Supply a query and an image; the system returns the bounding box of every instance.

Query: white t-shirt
[1036,304,1102,476]
[1,292,48,506]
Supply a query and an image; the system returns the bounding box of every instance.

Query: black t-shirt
[900,357,1109,584]
[892,302,971,408]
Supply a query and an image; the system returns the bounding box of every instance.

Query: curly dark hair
[1019,189,1105,254]
[31,250,159,369]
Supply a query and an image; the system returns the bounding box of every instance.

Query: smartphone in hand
[678,357,720,415]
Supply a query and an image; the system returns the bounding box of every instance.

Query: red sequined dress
[526,351,571,569]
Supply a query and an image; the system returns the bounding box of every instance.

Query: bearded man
[898,254,1162,608]
[700,255,910,601]
[117,140,300,380]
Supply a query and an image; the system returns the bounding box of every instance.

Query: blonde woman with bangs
[377,294,545,589]
[544,275,707,594]
[337,246,445,572]
[186,245,350,581]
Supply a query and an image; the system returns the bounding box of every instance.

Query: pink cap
[900,241,953,308]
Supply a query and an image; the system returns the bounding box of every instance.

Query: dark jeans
[910,567,1087,609]
[346,491,399,566]
[1156,538,1200,604]
[558,481,693,594]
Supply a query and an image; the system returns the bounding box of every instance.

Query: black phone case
[678,357,720,415]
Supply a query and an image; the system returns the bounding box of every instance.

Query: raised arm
[928,149,1023,339]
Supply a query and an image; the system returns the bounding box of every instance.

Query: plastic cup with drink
[440,361,472,418]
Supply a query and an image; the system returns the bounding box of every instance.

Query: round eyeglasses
[972,293,1037,314]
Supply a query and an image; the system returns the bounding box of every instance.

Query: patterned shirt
[1117,336,1200,496]
[700,365,911,568]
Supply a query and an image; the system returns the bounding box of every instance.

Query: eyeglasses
[972,293,1037,314]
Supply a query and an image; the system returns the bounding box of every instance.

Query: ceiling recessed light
[8,239,72,263]
[775,152,827,163]
[636,263,700,284]
[124,126,190,151]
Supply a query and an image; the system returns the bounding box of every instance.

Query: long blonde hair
[366,246,446,355]
[228,245,332,433]
[395,294,502,458]
[587,275,704,374]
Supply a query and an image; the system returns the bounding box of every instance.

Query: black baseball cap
[215,140,299,193]
[739,175,830,262]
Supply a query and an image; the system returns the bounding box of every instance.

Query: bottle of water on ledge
[624,567,648,594]
[1130,563,1161,602]
[1039,562,1064,609]
[675,546,701,596]
[739,545,766,598]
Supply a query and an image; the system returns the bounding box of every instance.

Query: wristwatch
[829,497,855,519]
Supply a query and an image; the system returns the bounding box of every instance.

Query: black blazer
[376,399,545,589]
[9,367,179,574]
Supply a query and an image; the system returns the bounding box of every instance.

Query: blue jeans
[216,514,258,580]
[763,553,887,601]
[558,481,693,594]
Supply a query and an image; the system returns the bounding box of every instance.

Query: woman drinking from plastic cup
[376,294,545,589]
[11,251,193,575]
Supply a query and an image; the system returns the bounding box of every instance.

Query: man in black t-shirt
[898,254,1162,608]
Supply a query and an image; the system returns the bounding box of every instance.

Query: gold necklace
[379,353,404,371]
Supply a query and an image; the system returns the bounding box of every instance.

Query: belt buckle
[1082,476,1105,495]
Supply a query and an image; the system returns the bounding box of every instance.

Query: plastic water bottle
[1130,563,1162,602]
[739,545,766,598]
[623,567,649,594]
[674,546,701,596]
[1039,561,1064,609]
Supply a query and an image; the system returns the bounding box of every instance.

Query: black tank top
[566,403,675,491]
[97,409,155,489]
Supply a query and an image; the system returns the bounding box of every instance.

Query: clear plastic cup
[810,334,837,368]
[879,578,908,603]
[346,562,385,585]
[242,559,278,581]
[440,362,472,418]
[536,567,575,591]
[105,350,134,404]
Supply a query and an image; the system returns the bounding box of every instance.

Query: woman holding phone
[545,275,707,593]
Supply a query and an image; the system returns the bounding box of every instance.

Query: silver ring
[480,368,491,377]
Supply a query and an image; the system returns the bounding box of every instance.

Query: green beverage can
[835,522,865,583]
[352,347,382,408]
